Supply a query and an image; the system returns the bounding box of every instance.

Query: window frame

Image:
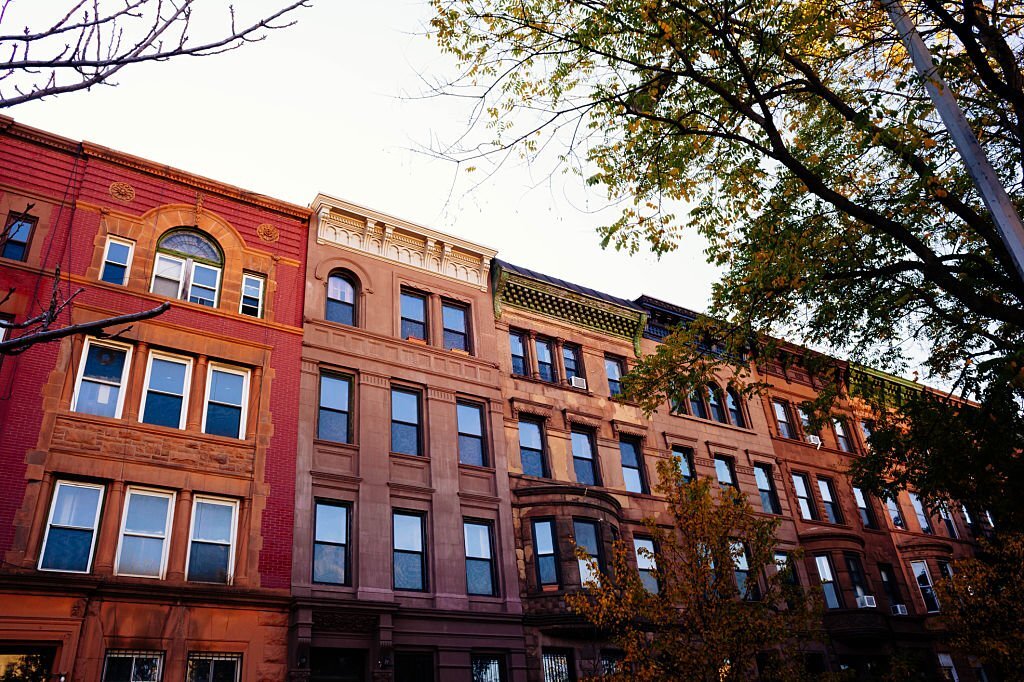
[326,271,358,326]
[186,652,242,682]
[201,363,250,439]
[38,480,105,574]
[100,236,135,286]
[909,492,934,534]
[878,563,903,608]
[392,510,428,592]
[463,518,498,596]
[817,476,844,524]
[618,436,648,494]
[1,211,36,261]
[634,536,658,594]
[139,350,193,430]
[561,343,583,382]
[71,337,133,419]
[541,650,574,682]
[317,371,353,444]
[772,400,796,439]
[114,486,175,579]
[707,384,729,423]
[714,455,737,490]
[844,553,870,600]
[832,418,853,452]
[753,463,781,514]
[732,541,760,600]
[509,330,528,377]
[390,386,423,456]
[815,554,843,609]
[573,518,602,586]
[688,387,710,420]
[102,649,165,682]
[672,446,695,483]
[570,428,600,486]
[457,400,488,467]
[938,504,959,539]
[886,495,907,529]
[911,560,940,613]
[853,486,878,529]
[471,653,507,682]
[726,388,746,428]
[441,299,472,352]
[185,495,239,584]
[518,417,548,478]
[312,499,351,586]
[791,472,819,521]
[535,337,556,382]
[399,288,429,342]
[239,272,266,318]
[531,518,560,588]
[605,356,625,396]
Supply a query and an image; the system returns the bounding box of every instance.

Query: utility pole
[884,0,1024,283]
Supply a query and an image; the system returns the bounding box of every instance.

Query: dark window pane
[313,543,347,584]
[142,392,183,428]
[538,555,557,585]
[401,292,426,321]
[573,521,598,555]
[326,299,354,326]
[119,535,164,576]
[521,449,545,478]
[103,656,134,681]
[689,390,709,419]
[401,319,426,340]
[459,435,484,466]
[394,551,424,590]
[727,389,745,427]
[619,440,639,467]
[574,458,596,486]
[40,527,93,571]
[205,404,241,438]
[391,423,420,456]
[187,542,230,583]
[444,330,468,351]
[466,558,494,595]
[211,659,238,682]
[101,262,127,285]
[318,409,349,443]
[84,344,126,381]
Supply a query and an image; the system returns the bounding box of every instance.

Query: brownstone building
[0,118,309,681]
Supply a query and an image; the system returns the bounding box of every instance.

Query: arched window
[688,387,709,420]
[326,272,357,325]
[707,384,728,423]
[726,388,746,428]
[151,229,223,307]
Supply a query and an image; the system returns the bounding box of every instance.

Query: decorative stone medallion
[108,182,136,203]
[257,223,280,242]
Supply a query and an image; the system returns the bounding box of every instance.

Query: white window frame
[101,236,135,286]
[150,253,223,308]
[38,480,105,574]
[139,351,193,430]
[151,252,187,299]
[911,559,940,613]
[71,337,133,419]
[239,273,266,317]
[201,363,250,439]
[114,486,175,579]
[188,261,222,307]
[185,495,239,585]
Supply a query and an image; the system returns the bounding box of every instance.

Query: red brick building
[0,117,309,681]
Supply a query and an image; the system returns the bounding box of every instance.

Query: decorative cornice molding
[509,397,554,420]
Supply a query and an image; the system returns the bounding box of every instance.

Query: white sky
[7,0,720,312]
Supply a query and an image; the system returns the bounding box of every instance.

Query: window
[618,437,647,494]
[542,650,573,682]
[599,652,625,677]
[464,520,497,596]
[714,455,737,490]
[707,385,728,423]
[115,487,173,578]
[817,477,843,524]
[792,473,818,521]
[400,289,428,341]
[853,487,878,529]
[535,338,555,382]
[394,652,434,682]
[318,373,352,443]
[2,211,34,261]
[886,496,906,529]
[391,388,422,456]
[39,481,104,572]
[101,237,134,286]
[562,344,582,381]
[878,563,903,608]
[726,388,746,427]
[688,388,709,419]
[911,560,940,612]
[239,273,265,318]
[909,492,933,534]
[72,339,131,418]
[509,331,528,376]
[203,365,249,438]
[140,352,191,429]
[937,654,959,682]
[151,230,223,307]
[733,542,760,600]
[571,429,599,486]
[937,560,954,581]
[859,420,873,448]
[103,650,164,682]
[845,554,869,600]
[313,500,349,585]
[186,496,237,584]
[393,511,426,591]
[518,418,547,478]
[442,300,470,352]
[673,446,695,483]
[798,406,817,438]
[458,401,487,466]
[186,653,241,682]
[634,537,658,593]
[573,519,601,585]
[326,272,357,325]
[774,552,798,585]
[532,519,559,587]
[754,464,781,514]
[773,400,795,439]
[938,505,959,539]
[605,356,624,396]
[833,418,852,452]
[472,655,506,682]
[815,554,842,609]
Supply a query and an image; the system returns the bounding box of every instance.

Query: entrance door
[310,648,367,682]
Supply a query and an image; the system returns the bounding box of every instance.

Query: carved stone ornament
[257,223,280,242]
[108,182,136,203]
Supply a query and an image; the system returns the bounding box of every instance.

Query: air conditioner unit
[891,604,909,615]
[570,376,588,390]
[856,595,877,608]
[806,435,823,448]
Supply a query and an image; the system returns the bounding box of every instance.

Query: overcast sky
[7,0,720,313]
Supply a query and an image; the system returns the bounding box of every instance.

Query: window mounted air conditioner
[806,435,823,448]
[570,376,588,390]
[891,604,909,615]
[856,595,877,608]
